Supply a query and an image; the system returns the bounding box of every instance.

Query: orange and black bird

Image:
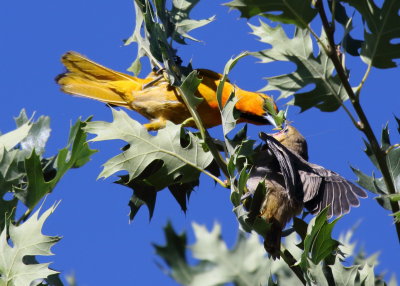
[246,125,367,259]
[56,51,278,130]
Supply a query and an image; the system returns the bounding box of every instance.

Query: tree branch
[315,0,400,241]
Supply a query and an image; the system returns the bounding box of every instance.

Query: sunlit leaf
[14,109,51,155]
[330,257,358,286]
[85,109,213,220]
[250,21,348,112]
[0,121,31,154]
[170,0,215,43]
[126,0,213,75]
[16,118,96,209]
[86,108,212,184]
[0,203,61,286]
[154,221,300,286]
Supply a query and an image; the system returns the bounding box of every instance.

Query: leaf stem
[280,246,306,285]
[15,208,31,225]
[315,0,400,241]
[354,62,373,98]
[386,144,400,154]
[176,86,230,182]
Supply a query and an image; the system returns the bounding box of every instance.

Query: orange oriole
[56,52,278,130]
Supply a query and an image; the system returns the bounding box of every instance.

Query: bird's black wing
[259,132,301,201]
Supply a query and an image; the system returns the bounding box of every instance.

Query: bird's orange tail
[56,51,144,108]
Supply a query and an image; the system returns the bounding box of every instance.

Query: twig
[315,0,400,242]
[280,246,306,285]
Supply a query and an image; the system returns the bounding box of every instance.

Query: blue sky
[1,0,399,285]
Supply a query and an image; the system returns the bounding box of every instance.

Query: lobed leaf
[16,118,96,210]
[352,122,400,212]
[154,221,301,286]
[126,0,214,75]
[299,207,340,270]
[224,0,317,28]
[14,109,51,155]
[328,1,363,56]
[341,0,400,69]
[84,108,213,220]
[0,112,95,229]
[250,21,348,112]
[0,203,61,286]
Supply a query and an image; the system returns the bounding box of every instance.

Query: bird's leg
[141,66,167,89]
[142,74,164,89]
[144,118,167,131]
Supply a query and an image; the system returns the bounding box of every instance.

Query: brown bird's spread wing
[301,163,367,218]
[259,131,367,218]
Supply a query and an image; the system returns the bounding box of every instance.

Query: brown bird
[56,51,278,130]
[246,125,367,259]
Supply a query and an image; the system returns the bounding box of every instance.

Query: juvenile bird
[247,125,367,259]
[56,51,278,130]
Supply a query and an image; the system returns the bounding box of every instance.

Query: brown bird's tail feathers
[263,219,283,260]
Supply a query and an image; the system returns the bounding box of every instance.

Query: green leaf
[126,0,213,75]
[386,143,400,193]
[357,263,376,286]
[328,1,363,56]
[153,222,206,286]
[85,109,213,220]
[170,0,215,43]
[217,52,248,138]
[155,221,303,286]
[16,118,96,209]
[0,203,61,286]
[0,149,24,227]
[299,207,340,270]
[395,116,400,134]
[250,21,348,112]
[352,126,400,211]
[351,167,385,195]
[0,112,94,228]
[330,257,358,286]
[380,123,391,150]
[0,121,31,154]
[305,261,329,286]
[180,70,203,108]
[14,109,51,155]
[224,0,317,28]
[387,194,400,202]
[118,175,158,220]
[190,223,271,286]
[341,0,400,68]
[86,108,212,184]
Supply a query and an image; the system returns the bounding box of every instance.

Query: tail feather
[61,51,139,82]
[56,51,148,108]
[56,73,131,108]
